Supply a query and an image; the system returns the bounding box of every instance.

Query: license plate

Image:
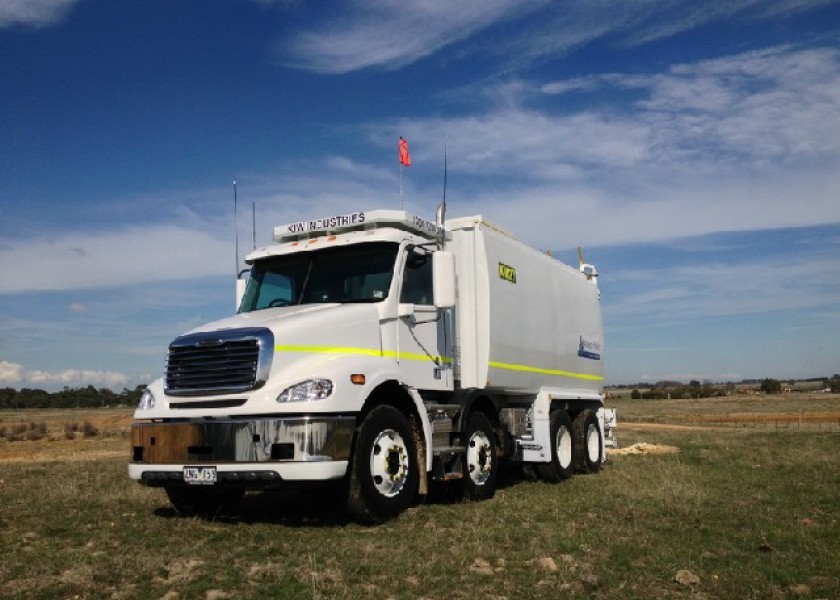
[183,466,217,485]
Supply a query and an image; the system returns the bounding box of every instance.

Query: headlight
[277,379,333,403]
[137,388,156,410]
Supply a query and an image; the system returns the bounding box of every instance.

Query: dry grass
[617,392,840,431]
[0,398,838,599]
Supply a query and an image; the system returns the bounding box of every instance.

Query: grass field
[0,395,838,599]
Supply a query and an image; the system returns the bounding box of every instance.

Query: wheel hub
[467,432,493,485]
[557,426,573,468]
[586,424,600,461]
[370,429,409,497]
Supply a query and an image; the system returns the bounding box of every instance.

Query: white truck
[129,206,616,522]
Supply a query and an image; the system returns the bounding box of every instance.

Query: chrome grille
[164,328,274,396]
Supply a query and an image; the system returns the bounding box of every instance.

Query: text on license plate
[183,466,217,485]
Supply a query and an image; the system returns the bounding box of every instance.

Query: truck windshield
[239,242,400,312]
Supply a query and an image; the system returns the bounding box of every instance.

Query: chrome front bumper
[129,415,355,485]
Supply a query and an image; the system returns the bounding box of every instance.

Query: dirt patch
[610,442,680,456]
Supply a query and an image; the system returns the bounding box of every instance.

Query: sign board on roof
[273,210,445,242]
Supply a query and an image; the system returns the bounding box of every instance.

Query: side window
[400,251,433,305]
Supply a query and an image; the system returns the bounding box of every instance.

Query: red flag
[399,136,411,166]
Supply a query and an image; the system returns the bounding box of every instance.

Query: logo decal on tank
[498,262,517,284]
[578,335,602,360]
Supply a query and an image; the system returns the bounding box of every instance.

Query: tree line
[628,377,840,400]
[0,385,145,410]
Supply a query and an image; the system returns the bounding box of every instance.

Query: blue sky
[1,0,839,391]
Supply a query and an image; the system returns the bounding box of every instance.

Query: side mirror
[398,303,415,318]
[433,251,456,309]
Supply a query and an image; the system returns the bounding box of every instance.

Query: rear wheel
[573,409,602,474]
[165,486,244,517]
[347,405,419,524]
[537,410,575,482]
[461,412,498,501]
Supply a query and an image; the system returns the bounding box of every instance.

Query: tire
[165,486,245,517]
[347,405,419,524]
[573,409,603,474]
[537,410,575,482]
[461,412,498,501]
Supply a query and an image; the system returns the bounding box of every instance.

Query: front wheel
[461,412,498,501]
[347,405,419,524]
[573,409,603,474]
[537,410,575,482]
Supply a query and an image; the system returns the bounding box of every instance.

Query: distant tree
[642,388,667,400]
[18,388,49,408]
[119,385,145,407]
[0,383,149,410]
[631,389,641,400]
[760,378,782,394]
[688,380,702,399]
[0,387,17,409]
[829,378,840,394]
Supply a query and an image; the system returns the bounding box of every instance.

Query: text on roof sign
[287,212,367,234]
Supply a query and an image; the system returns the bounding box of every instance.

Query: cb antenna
[436,136,449,230]
[443,135,448,208]
[252,201,256,250]
[234,180,239,279]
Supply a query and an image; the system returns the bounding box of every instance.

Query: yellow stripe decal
[488,360,604,381]
[275,345,382,357]
[275,345,592,378]
[275,345,448,363]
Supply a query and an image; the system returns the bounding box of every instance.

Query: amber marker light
[350,374,366,385]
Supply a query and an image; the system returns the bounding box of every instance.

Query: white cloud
[639,46,840,163]
[620,0,836,47]
[418,45,840,171]
[0,225,231,294]
[0,360,126,391]
[0,0,81,28]
[0,360,24,384]
[280,0,835,73]
[26,368,128,390]
[4,46,837,296]
[609,255,840,320]
[280,0,546,73]
[381,45,840,249]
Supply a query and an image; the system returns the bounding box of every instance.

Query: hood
[184,303,381,340]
